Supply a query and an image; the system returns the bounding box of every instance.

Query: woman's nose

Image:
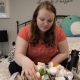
[44,21,48,26]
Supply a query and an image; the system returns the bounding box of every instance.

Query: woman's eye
[48,20,52,22]
[40,18,44,21]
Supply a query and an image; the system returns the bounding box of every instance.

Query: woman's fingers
[25,69,33,80]
[28,69,36,80]
[21,69,31,80]
[28,68,38,80]
[21,63,38,80]
[34,64,38,72]
[24,67,38,80]
[21,70,25,80]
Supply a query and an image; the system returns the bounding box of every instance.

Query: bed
[0,16,80,80]
[0,43,80,80]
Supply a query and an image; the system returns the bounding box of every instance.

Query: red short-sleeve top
[18,25,66,64]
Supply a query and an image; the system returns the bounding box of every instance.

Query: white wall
[0,0,80,55]
[53,0,80,16]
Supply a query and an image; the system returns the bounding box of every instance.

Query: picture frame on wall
[0,0,10,18]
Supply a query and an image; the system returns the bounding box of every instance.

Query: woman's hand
[21,56,38,80]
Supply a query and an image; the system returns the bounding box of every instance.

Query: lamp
[0,30,8,56]
[0,30,8,42]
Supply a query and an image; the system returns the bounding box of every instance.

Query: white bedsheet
[0,58,10,80]
[0,59,80,80]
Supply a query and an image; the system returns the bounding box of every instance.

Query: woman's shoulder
[55,25,65,34]
[18,24,31,41]
[55,25,66,41]
[23,24,31,31]
[19,24,31,34]
[55,25,62,31]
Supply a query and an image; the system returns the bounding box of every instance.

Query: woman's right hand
[21,56,38,80]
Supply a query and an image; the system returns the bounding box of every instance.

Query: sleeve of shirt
[57,26,66,42]
[18,26,29,41]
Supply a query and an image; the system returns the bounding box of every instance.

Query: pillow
[60,15,80,37]
[8,46,15,63]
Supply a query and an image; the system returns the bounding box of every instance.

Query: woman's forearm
[14,53,28,66]
[50,53,68,63]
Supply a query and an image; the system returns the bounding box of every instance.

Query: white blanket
[0,58,10,80]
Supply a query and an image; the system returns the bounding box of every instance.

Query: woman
[9,1,69,80]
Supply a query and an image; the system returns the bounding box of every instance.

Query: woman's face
[36,8,55,33]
